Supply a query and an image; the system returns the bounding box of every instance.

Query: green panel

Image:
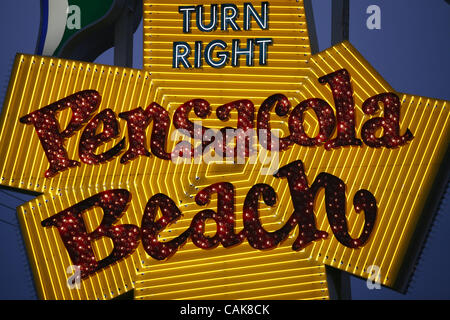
[54,0,114,55]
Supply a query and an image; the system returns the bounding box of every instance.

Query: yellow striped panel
[1,45,448,299]
[16,166,329,300]
[0,54,330,299]
[291,42,449,288]
[134,174,329,300]
[135,246,328,300]
[137,1,330,299]
[143,0,313,112]
[1,1,445,297]
[17,187,140,300]
[134,41,449,295]
[0,55,154,193]
[0,0,332,300]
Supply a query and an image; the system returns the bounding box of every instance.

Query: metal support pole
[329,0,352,299]
[325,265,352,300]
[303,0,319,54]
[114,1,136,67]
[331,0,350,45]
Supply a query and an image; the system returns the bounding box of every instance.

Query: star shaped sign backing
[0,0,447,300]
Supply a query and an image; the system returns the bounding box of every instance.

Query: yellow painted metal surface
[144,0,312,78]
[136,0,329,300]
[0,0,331,300]
[0,56,153,192]
[17,188,139,300]
[0,0,447,301]
[140,0,448,291]
[0,54,329,300]
[134,173,329,300]
[298,42,449,287]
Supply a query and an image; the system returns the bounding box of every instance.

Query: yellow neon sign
[0,0,447,300]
